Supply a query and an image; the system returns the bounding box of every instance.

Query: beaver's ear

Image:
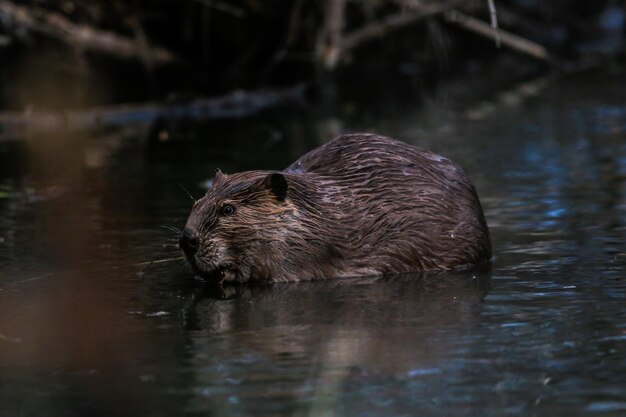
[264,173,288,201]
[214,168,226,184]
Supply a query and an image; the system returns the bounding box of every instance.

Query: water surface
[0,70,625,416]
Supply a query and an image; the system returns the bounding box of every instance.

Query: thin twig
[487,0,501,47]
[259,0,304,82]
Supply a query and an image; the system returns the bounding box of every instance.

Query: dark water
[0,70,625,417]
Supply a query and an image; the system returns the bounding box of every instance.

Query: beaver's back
[286,133,491,271]
[289,133,442,175]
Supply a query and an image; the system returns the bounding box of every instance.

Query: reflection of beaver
[180,133,491,283]
[182,273,490,376]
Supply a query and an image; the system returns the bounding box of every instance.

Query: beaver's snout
[179,227,199,257]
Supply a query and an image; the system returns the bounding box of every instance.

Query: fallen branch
[0,0,177,64]
[0,85,305,141]
[444,10,551,61]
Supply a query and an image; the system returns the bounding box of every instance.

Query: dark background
[0,0,624,111]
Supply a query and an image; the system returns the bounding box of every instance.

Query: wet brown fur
[182,133,491,283]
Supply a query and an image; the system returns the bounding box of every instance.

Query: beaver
[179,133,491,283]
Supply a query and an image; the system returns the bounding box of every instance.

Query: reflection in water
[0,71,625,416]
[180,273,490,416]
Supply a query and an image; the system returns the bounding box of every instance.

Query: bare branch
[341,0,466,53]
[0,86,305,140]
[0,0,177,64]
[316,0,346,69]
[445,10,551,61]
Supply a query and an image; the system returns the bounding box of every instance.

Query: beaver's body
[180,134,491,283]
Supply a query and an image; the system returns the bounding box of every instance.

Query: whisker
[149,246,180,254]
[132,257,185,267]
[153,239,183,249]
[133,256,186,276]
[151,240,180,246]
[179,184,196,202]
[153,246,182,252]
[160,225,182,235]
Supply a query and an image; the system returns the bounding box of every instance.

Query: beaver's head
[179,169,295,283]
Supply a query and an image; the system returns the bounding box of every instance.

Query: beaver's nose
[179,228,199,256]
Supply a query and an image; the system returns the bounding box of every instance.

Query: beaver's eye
[220,204,235,216]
